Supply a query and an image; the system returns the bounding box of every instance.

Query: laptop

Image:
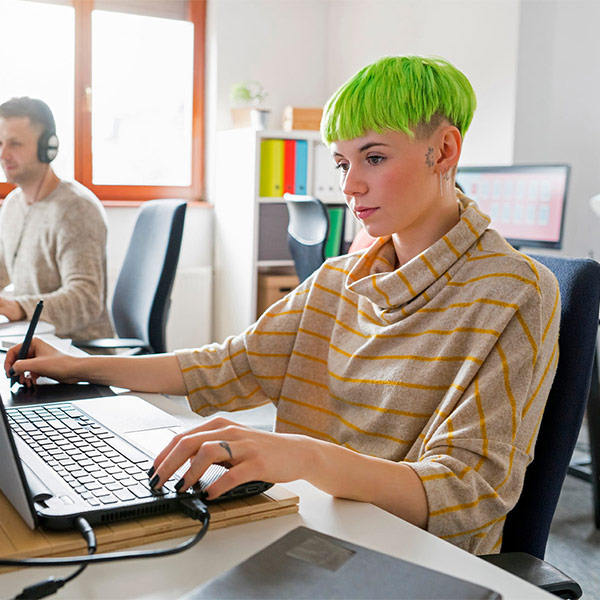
[0,389,272,531]
[182,526,502,599]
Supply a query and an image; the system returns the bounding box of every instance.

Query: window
[0,0,205,201]
[91,11,194,186]
[0,0,75,181]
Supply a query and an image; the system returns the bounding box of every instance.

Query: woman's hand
[4,337,187,394]
[149,415,428,527]
[148,417,311,500]
[4,336,80,386]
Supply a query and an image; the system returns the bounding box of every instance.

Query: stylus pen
[9,299,43,384]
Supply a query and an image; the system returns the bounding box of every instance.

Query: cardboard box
[283,106,324,121]
[282,106,323,131]
[257,273,299,317]
[283,119,322,131]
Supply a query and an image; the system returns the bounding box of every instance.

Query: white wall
[205,0,331,200]
[205,0,520,198]
[323,0,520,167]
[514,0,600,259]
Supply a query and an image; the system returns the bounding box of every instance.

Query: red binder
[283,139,296,195]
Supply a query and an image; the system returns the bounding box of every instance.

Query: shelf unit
[213,129,349,342]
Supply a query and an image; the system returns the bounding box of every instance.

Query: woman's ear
[435,125,462,173]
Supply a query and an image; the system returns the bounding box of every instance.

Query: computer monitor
[455,164,570,250]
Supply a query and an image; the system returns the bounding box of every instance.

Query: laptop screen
[0,394,38,528]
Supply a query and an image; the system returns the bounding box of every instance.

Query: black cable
[14,516,97,600]
[61,517,97,584]
[5,498,209,597]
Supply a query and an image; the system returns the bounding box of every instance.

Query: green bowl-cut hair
[321,55,476,144]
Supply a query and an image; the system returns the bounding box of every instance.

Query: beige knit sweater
[176,195,560,554]
[0,181,114,340]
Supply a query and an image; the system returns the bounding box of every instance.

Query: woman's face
[330,129,447,242]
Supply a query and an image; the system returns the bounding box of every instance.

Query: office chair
[573,349,600,529]
[480,255,600,599]
[566,193,600,529]
[567,351,600,531]
[284,193,329,282]
[76,199,187,355]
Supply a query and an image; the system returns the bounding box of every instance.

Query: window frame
[0,0,206,202]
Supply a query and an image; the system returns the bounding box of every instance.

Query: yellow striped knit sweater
[176,195,560,554]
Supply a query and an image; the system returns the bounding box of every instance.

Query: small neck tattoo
[425,147,434,168]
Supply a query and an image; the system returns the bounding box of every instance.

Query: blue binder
[294,140,308,195]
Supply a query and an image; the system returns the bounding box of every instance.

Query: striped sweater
[176,195,560,554]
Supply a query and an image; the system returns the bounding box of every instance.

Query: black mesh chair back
[111,199,187,354]
[284,194,329,283]
[501,255,600,558]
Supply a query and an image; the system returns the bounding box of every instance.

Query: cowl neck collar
[345,194,491,319]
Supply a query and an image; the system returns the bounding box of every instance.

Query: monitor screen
[456,164,570,249]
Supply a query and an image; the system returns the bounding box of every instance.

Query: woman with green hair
[6,56,560,554]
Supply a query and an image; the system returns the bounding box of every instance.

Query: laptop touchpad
[125,427,184,457]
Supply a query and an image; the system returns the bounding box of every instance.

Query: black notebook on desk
[182,526,502,600]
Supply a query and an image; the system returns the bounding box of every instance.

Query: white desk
[0,392,553,599]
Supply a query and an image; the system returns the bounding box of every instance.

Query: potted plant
[230,80,270,129]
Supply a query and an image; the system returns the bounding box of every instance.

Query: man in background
[0,97,114,341]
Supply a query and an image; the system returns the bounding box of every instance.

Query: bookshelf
[213,128,354,342]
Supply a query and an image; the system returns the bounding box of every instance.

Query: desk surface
[0,392,553,599]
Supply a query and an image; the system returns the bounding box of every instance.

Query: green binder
[324,206,345,258]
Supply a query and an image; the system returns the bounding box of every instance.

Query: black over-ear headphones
[38,129,59,163]
[35,100,59,163]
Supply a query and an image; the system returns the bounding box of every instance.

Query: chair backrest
[501,255,600,559]
[284,193,329,283]
[112,199,187,354]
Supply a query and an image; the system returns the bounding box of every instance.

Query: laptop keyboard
[6,403,182,507]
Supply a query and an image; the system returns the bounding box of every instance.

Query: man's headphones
[38,128,59,163]
[35,100,59,163]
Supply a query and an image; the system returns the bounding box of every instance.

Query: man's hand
[0,297,25,321]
